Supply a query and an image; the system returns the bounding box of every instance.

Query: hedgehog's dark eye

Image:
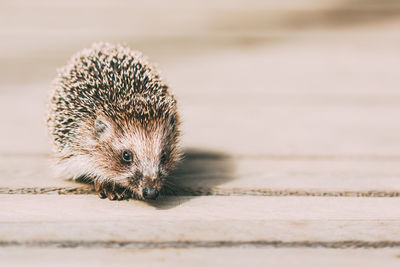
[122,150,133,163]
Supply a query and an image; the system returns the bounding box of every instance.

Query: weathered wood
[1,21,400,156]
[1,0,400,264]
[2,91,400,156]
[1,195,400,243]
[2,248,400,267]
[2,154,400,195]
[170,153,400,192]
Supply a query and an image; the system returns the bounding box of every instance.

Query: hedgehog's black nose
[142,187,159,200]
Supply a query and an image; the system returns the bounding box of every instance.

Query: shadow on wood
[146,148,236,210]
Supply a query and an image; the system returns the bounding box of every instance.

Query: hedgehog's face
[92,114,180,200]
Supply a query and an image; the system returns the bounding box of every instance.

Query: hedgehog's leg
[93,180,132,201]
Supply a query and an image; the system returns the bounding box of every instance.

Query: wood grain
[2,248,400,267]
[1,0,400,265]
[1,195,400,244]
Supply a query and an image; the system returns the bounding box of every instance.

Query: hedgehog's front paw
[94,180,131,201]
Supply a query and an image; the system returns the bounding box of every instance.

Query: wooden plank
[1,9,400,156]
[2,154,400,194]
[181,104,400,156]
[2,89,400,155]
[1,195,400,243]
[1,1,400,265]
[2,25,400,156]
[0,155,71,188]
[2,0,399,47]
[170,151,400,192]
[1,248,400,267]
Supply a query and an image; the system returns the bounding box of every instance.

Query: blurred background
[1,0,400,157]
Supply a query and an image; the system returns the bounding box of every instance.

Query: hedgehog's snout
[142,186,159,200]
[131,170,161,200]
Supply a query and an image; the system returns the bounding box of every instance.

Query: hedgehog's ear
[94,115,113,139]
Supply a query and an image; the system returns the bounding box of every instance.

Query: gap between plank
[1,240,400,249]
[1,187,400,197]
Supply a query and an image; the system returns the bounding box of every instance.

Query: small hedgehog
[47,42,181,200]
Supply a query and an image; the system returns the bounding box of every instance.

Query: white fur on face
[55,153,105,182]
[113,125,165,180]
[54,122,168,197]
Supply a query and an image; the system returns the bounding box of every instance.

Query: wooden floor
[1,1,400,266]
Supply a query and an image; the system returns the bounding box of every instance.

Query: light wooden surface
[1,0,400,266]
[2,195,400,243]
[3,248,400,267]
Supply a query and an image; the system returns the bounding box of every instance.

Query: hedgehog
[47,42,181,201]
